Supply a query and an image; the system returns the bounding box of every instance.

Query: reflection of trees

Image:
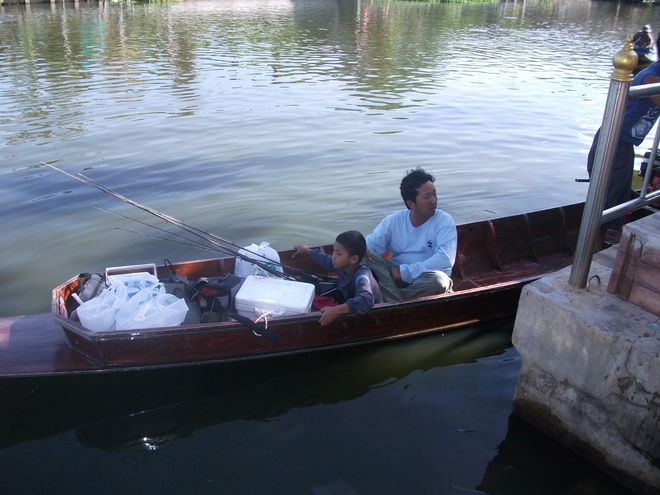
[3,0,489,141]
[3,2,204,146]
[4,7,87,145]
[3,0,652,145]
[347,1,457,109]
[270,0,472,111]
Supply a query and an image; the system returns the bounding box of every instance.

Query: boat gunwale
[51,272,535,343]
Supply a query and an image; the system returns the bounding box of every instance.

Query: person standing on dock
[365,168,457,302]
[587,38,660,230]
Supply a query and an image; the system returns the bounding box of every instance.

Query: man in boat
[587,37,660,231]
[633,25,654,55]
[364,168,457,302]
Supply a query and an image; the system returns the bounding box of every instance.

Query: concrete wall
[512,216,660,494]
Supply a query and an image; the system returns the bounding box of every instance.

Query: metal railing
[569,37,660,288]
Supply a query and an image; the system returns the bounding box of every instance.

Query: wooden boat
[0,202,586,378]
[634,47,658,74]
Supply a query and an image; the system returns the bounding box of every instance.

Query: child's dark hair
[336,230,367,260]
[400,167,435,209]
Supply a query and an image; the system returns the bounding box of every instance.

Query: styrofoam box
[235,275,315,318]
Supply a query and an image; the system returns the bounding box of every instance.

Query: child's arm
[344,273,376,315]
[293,244,333,271]
[318,304,350,326]
[292,244,311,257]
[319,271,376,326]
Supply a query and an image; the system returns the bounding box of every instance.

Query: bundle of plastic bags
[76,272,189,332]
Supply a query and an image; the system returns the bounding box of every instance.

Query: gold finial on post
[611,36,638,82]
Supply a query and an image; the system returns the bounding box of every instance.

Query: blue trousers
[587,128,634,230]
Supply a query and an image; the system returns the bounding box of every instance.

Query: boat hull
[55,280,525,368]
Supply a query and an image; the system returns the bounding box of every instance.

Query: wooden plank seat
[558,202,584,253]
[487,214,539,270]
[453,203,585,288]
[453,221,501,286]
[526,208,566,259]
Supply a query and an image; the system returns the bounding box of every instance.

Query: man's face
[407,180,437,220]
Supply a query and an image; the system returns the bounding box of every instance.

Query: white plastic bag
[234,241,283,278]
[115,284,189,330]
[106,271,159,298]
[77,283,128,332]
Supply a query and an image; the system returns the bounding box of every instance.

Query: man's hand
[389,266,407,288]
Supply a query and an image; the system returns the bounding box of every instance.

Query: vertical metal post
[569,38,638,288]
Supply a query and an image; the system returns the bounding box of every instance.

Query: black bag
[77,273,107,302]
[191,274,280,343]
[159,259,201,325]
[191,273,244,315]
[316,280,339,300]
[159,260,193,298]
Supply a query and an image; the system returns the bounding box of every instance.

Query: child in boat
[293,230,383,326]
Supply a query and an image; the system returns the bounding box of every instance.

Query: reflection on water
[0,322,634,494]
[0,324,510,450]
[478,414,635,495]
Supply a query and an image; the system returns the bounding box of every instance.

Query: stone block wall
[512,213,660,494]
[608,214,660,316]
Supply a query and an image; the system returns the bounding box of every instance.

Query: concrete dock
[512,212,660,494]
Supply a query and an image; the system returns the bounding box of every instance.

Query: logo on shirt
[426,240,433,249]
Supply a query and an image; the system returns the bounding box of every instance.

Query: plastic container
[235,275,315,319]
[234,242,283,278]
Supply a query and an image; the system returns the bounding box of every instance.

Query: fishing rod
[45,163,334,284]
[45,162,295,280]
[96,206,268,266]
[116,228,225,254]
[96,201,335,285]
[97,206,223,254]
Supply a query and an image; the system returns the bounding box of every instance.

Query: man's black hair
[336,230,367,261]
[400,168,435,209]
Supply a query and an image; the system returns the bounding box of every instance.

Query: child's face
[331,241,355,271]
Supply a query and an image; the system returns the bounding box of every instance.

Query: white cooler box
[235,275,315,319]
